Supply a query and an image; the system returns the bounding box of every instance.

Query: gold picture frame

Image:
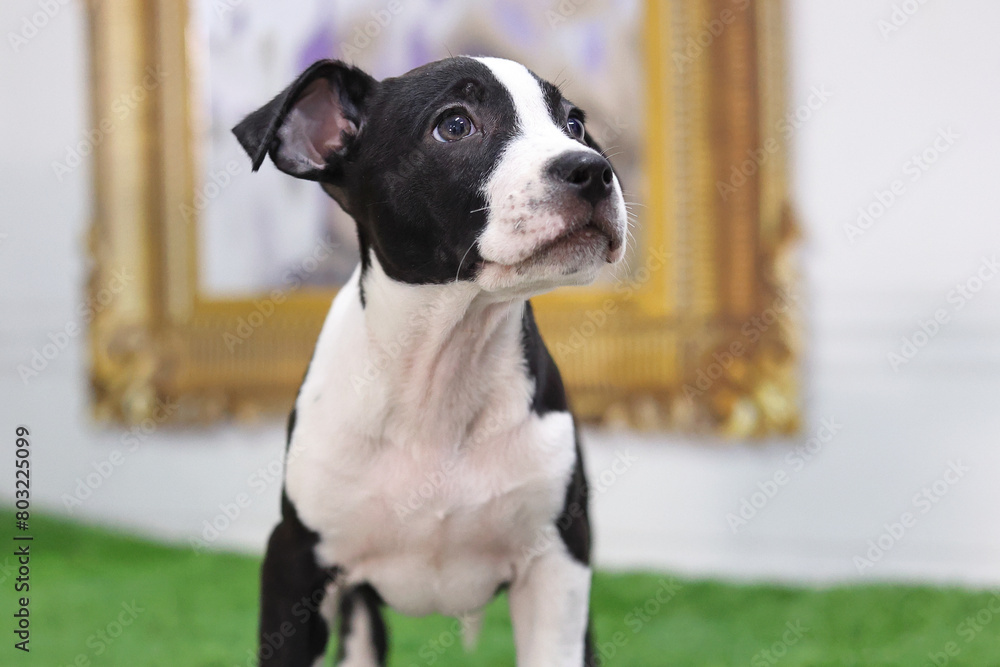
[86,0,799,436]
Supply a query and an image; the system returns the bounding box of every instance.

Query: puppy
[233,55,628,667]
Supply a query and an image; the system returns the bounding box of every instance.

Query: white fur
[510,550,592,667]
[336,601,379,667]
[472,56,628,295]
[315,583,341,667]
[286,258,580,623]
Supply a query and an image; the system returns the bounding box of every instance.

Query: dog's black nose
[548,152,614,205]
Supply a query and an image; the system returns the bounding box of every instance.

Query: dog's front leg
[258,514,338,667]
[510,546,593,667]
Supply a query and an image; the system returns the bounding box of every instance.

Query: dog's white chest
[287,411,575,616]
[283,267,577,617]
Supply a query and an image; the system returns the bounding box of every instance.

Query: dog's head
[234,56,628,298]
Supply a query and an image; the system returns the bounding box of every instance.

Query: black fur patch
[257,498,335,666]
[520,302,592,566]
[347,58,520,286]
[520,301,569,415]
[555,432,593,566]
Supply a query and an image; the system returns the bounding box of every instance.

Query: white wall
[1,0,998,587]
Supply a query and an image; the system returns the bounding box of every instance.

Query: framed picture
[86,0,798,435]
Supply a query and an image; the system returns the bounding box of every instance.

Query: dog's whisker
[455,236,480,282]
[552,67,569,90]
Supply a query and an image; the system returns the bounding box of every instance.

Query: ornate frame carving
[87,0,799,435]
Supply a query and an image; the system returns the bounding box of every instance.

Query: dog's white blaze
[475,56,566,138]
[472,56,628,287]
[285,258,581,620]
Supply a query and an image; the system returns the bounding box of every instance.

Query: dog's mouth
[528,222,610,263]
[485,214,621,275]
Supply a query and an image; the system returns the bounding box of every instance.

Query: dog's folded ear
[232,60,376,181]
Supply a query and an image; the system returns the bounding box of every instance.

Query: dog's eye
[567,116,585,141]
[434,114,475,142]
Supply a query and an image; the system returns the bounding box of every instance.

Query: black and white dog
[233,55,628,667]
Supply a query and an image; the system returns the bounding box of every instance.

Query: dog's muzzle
[547,151,623,255]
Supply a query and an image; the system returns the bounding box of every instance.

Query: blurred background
[2,0,999,665]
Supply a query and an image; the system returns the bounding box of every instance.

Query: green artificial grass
[3,510,998,666]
